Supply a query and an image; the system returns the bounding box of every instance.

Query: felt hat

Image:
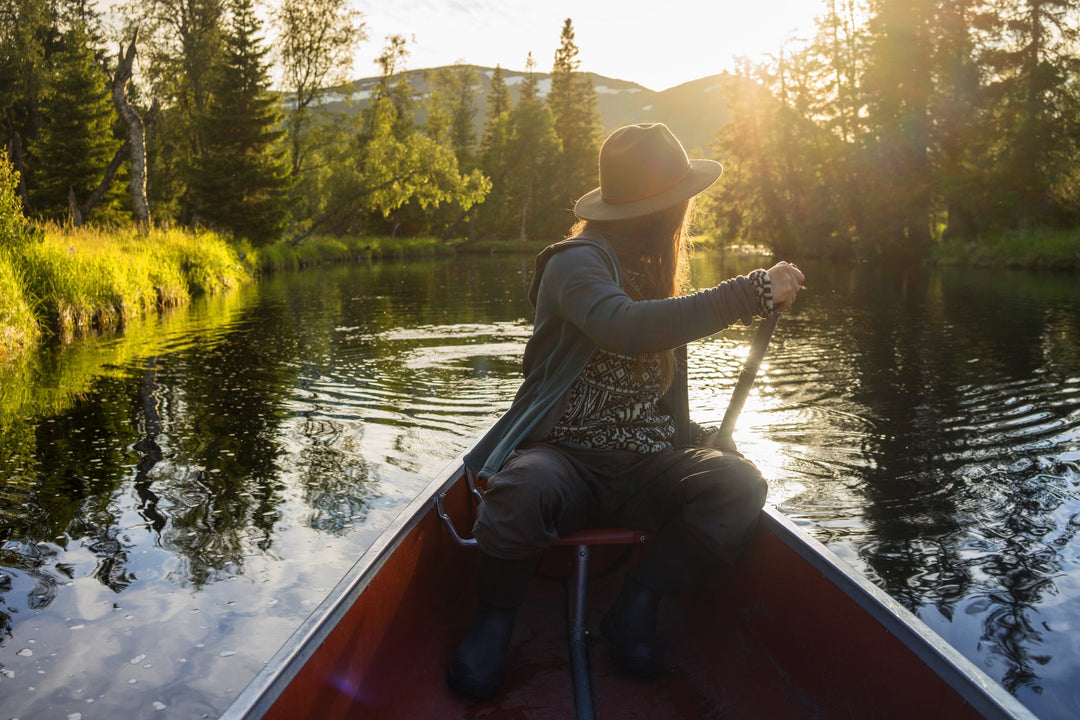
[573,123,722,221]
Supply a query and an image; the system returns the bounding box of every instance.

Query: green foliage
[426,62,480,168]
[0,0,52,169]
[319,97,490,235]
[139,0,228,226]
[0,250,39,358]
[273,0,365,176]
[705,0,1080,262]
[192,0,293,245]
[932,227,1080,271]
[251,234,451,272]
[547,18,602,216]
[0,148,35,246]
[26,20,122,221]
[474,52,563,242]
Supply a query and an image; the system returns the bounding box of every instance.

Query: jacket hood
[527,231,617,308]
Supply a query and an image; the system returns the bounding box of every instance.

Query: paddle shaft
[717,312,781,440]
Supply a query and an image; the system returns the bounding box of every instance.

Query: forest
[2,0,1079,265]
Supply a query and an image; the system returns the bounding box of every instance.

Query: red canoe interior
[255,469,1004,720]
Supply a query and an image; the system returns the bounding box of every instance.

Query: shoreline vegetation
[0,225,459,361]
[1,222,1076,363]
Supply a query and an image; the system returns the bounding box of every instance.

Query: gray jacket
[463,231,760,479]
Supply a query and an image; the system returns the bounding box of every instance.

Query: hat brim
[573,159,723,221]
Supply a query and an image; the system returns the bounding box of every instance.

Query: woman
[448,123,805,700]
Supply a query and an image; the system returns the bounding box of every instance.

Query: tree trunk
[68,99,159,226]
[67,187,83,226]
[112,29,152,233]
[518,194,530,242]
[74,140,129,225]
[7,130,29,211]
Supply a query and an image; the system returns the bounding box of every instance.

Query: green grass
[0,248,40,360]
[4,224,252,346]
[932,227,1080,271]
[0,227,464,359]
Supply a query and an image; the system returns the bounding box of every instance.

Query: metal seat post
[568,543,594,720]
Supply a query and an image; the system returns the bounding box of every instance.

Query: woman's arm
[540,245,761,355]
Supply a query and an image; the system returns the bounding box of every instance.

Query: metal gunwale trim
[220,453,469,720]
[761,507,1039,720]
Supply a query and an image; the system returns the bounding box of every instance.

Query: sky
[92,0,826,92]
[350,0,825,91]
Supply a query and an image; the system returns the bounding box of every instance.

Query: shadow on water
[0,252,1078,719]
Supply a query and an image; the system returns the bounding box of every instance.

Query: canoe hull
[223,462,1035,720]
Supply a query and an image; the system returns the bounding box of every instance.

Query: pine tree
[192,0,292,244]
[139,0,227,226]
[547,19,602,213]
[426,62,479,169]
[487,65,511,119]
[511,53,562,240]
[860,0,936,260]
[475,65,514,238]
[26,20,121,221]
[0,0,55,208]
[981,0,1080,226]
[933,0,987,241]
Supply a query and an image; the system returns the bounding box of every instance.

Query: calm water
[0,254,1078,719]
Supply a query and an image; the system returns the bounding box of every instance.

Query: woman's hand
[767,261,805,313]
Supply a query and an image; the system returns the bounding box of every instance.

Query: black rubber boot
[447,602,518,699]
[447,552,539,700]
[602,519,717,678]
[600,576,665,677]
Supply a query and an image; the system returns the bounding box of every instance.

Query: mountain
[316,66,739,154]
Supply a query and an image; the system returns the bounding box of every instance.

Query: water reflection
[719,260,1080,717]
[0,254,1077,719]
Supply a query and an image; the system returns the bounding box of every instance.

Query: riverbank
[931,227,1080,271]
[0,225,252,357]
[0,226,456,360]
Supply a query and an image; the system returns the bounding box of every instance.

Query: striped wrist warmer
[748,269,774,318]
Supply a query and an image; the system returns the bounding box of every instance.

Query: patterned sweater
[547,269,772,453]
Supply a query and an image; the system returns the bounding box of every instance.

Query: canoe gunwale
[760,508,1038,720]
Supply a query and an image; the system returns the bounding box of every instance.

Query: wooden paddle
[715,312,781,448]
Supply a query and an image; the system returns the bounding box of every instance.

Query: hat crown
[599,123,692,205]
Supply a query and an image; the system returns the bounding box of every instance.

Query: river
[0,253,1078,719]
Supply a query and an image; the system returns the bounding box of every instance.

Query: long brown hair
[567,198,695,387]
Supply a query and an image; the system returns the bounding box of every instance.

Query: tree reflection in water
[769,260,1080,714]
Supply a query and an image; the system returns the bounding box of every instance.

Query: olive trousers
[473,442,768,597]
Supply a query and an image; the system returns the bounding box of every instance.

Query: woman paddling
[449,122,805,700]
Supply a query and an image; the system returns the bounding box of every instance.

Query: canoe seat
[436,470,649,720]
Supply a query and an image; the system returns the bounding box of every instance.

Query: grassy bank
[1,225,253,353]
[932,227,1080,271]
[0,228,462,359]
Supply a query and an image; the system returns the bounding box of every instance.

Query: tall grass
[0,225,452,358]
[0,249,40,359]
[7,224,253,343]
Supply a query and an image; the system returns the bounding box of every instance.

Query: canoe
[221,452,1038,720]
